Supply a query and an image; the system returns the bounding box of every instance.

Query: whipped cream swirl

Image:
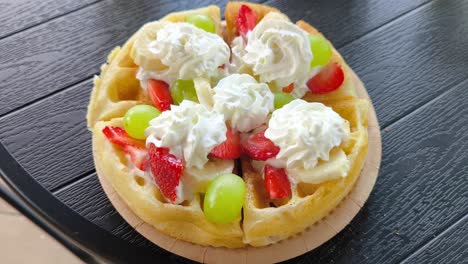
[213,74,274,132]
[233,13,313,97]
[137,22,229,88]
[146,100,227,169]
[265,99,349,180]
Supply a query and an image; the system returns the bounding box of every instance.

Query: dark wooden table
[0,0,467,263]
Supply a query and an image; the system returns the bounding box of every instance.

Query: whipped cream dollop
[146,100,227,169]
[213,74,274,132]
[265,99,350,182]
[137,22,229,88]
[232,13,313,97]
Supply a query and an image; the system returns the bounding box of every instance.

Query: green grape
[274,92,295,109]
[123,105,160,139]
[203,174,246,224]
[309,35,332,68]
[186,14,216,34]
[170,79,199,104]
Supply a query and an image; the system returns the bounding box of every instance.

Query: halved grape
[203,174,246,224]
[123,105,160,139]
[170,79,199,104]
[309,35,332,68]
[186,14,216,34]
[274,92,295,109]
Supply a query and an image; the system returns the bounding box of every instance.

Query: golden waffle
[88,2,369,248]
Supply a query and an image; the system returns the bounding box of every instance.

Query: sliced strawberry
[148,144,184,204]
[282,83,294,93]
[236,4,258,39]
[148,79,172,111]
[307,62,344,94]
[210,129,242,159]
[102,126,148,170]
[264,164,291,199]
[241,131,280,161]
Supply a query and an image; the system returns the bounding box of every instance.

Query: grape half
[274,92,295,109]
[309,35,332,68]
[123,105,160,139]
[186,14,216,34]
[170,79,199,104]
[203,174,246,224]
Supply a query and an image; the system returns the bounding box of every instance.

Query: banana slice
[182,159,234,194]
[194,77,215,108]
[130,21,169,72]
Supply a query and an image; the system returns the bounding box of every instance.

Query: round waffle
[88,1,379,257]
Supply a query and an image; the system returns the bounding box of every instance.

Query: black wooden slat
[0,0,263,117]
[401,215,468,264]
[265,0,430,47]
[0,0,100,39]
[286,79,468,263]
[0,80,93,190]
[341,0,468,127]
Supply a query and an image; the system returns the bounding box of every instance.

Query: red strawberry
[148,79,172,111]
[307,62,344,94]
[210,129,242,159]
[102,126,148,170]
[282,83,294,93]
[264,164,291,199]
[148,144,184,204]
[241,131,280,161]
[236,4,258,39]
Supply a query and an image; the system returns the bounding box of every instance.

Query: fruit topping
[236,4,258,39]
[241,131,280,161]
[282,83,294,93]
[148,79,173,111]
[308,35,332,68]
[307,62,344,94]
[273,92,295,109]
[210,129,242,159]
[102,126,148,170]
[264,164,291,199]
[123,105,161,140]
[170,79,199,105]
[186,14,216,34]
[203,173,246,224]
[148,144,184,204]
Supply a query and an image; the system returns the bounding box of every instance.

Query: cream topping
[213,74,274,132]
[233,13,313,97]
[265,99,350,183]
[137,22,229,88]
[145,100,227,169]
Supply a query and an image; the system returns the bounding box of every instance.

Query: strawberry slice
[282,83,294,93]
[148,144,184,204]
[307,62,344,94]
[148,79,172,111]
[236,4,258,39]
[264,164,291,199]
[210,129,242,159]
[241,131,280,161]
[102,126,148,170]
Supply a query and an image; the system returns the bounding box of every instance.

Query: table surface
[0,0,467,263]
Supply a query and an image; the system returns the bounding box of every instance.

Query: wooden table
[0,0,467,263]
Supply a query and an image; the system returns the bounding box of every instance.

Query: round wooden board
[96,70,382,264]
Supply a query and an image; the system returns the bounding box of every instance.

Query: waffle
[88,2,369,248]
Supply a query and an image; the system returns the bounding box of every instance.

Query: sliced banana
[194,77,215,109]
[130,21,168,72]
[182,159,235,194]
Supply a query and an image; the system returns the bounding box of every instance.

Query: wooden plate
[96,70,381,263]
